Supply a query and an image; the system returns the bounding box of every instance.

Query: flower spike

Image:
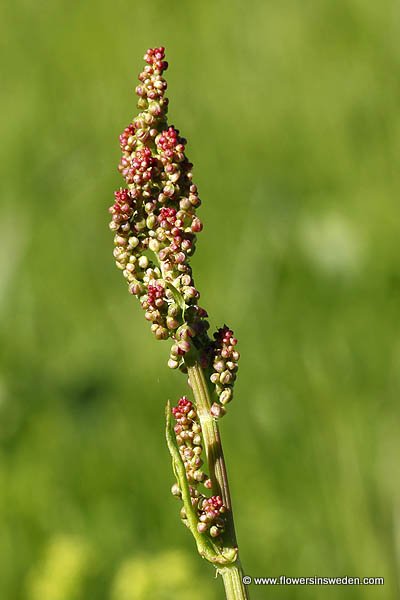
[110,48,249,599]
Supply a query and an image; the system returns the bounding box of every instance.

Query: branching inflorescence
[171,396,226,539]
[109,47,248,599]
[109,47,210,372]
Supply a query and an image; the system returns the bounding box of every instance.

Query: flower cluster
[109,47,209,367]
[172,396,208,486]
[171,397,226,538]
[197,495,226,538]
[209,326,239,417]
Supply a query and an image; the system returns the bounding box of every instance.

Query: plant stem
[186,358,250,600]
[219,565,249,600]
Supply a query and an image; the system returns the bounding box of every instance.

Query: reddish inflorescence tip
[143,46,168,72]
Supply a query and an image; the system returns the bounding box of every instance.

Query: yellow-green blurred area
[0,0,399,598]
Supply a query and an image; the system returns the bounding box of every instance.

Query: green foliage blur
[1,1,399,598]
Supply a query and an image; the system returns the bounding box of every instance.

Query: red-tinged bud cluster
[119,124,136,152]
[171,397,225,538]
[157,206,177,229]
[109,47,210,366]
[144,46,168,72]
[202,495,224,515]
[109,188,135,227]
[197,495,226,537]
[209,326,240,416]
[156,126,186,163]
[120,146,158,185]
[147,282,165,309]
[171,396,192,418]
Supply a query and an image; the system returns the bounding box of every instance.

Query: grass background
[1,0,399,598]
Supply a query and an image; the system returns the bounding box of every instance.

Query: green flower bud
[128,236,139,248]
[219,388,233,405]
[146,214,156,229]
[210,526,222,538]
[148,238,160,252]
[155,326,168,340]
[166,316,179,330]
[171,483,181,497]
[138,255,149,269]
[137,97,147,109]
[220,370,233,385]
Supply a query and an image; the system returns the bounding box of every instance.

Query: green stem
[219,565,249,600]
[186,358,250,600]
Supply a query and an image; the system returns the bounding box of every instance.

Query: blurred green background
[1,0,399,598]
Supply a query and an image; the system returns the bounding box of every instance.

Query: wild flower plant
[109,47,249,600]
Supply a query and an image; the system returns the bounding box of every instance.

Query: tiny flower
[171,483,181,497]
[210,403,226,419]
